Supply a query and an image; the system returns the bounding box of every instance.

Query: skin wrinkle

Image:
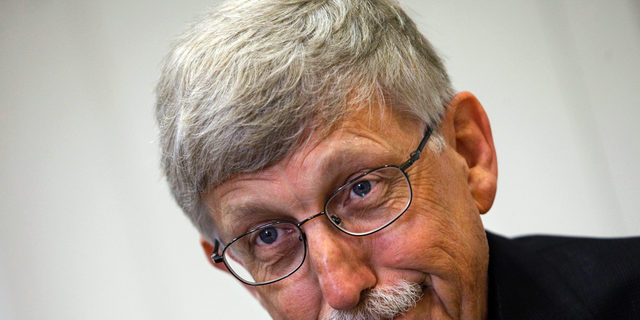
[430,244,465,319]
[390,196,464,316]
[418,238,461,315]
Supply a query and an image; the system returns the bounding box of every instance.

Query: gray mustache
[327,280,424,320]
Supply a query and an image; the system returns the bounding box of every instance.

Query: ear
[200,237,259,298]
[446,92,498,214]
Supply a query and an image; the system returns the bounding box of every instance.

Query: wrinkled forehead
[215,99,416,185]
[216,101,419,186]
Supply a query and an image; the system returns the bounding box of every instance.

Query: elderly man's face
[203,92,497,320]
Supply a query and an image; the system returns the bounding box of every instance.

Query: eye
[257,227,279,245]
[351,180,375,197]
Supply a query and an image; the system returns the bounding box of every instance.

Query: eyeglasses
[211,127,433,286]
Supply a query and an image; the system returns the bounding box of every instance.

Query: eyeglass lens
[224,221,305,284]
[325,166,411,235]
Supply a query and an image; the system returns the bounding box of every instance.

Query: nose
[304,221,377,311]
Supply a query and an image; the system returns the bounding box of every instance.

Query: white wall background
[1,1,639,319]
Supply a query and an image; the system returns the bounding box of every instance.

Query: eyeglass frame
[211,126,434,286]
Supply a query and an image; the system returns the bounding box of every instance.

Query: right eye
[244,223,302,262]
[350,180,377,198]
[256,227,279,245]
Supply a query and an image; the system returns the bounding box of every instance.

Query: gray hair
[156,0,455,241]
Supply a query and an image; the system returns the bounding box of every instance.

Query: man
[155,0,640,319]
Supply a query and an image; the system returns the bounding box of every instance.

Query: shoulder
[486,232,640,320]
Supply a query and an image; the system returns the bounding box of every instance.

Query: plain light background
[1,0,639,319]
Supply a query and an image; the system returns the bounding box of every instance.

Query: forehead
[204,109,422,237]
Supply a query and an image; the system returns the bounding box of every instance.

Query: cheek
[254,271,323,319]
[369,153,487,280]
[372,214,458,273]
[410,150,484,245]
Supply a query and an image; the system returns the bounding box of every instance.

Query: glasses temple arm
[399,126,433,171]
[211,240,224,263]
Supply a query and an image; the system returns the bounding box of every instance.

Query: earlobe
[448,92,498,214]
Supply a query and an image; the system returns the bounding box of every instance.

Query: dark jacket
[487,232,640,320]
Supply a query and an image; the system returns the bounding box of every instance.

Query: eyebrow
[315,139,394,180]
[216,202,274,241]
[222,201,273,223]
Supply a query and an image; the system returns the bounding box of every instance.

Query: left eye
[257,227,279,245]
[351,180,375,197]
